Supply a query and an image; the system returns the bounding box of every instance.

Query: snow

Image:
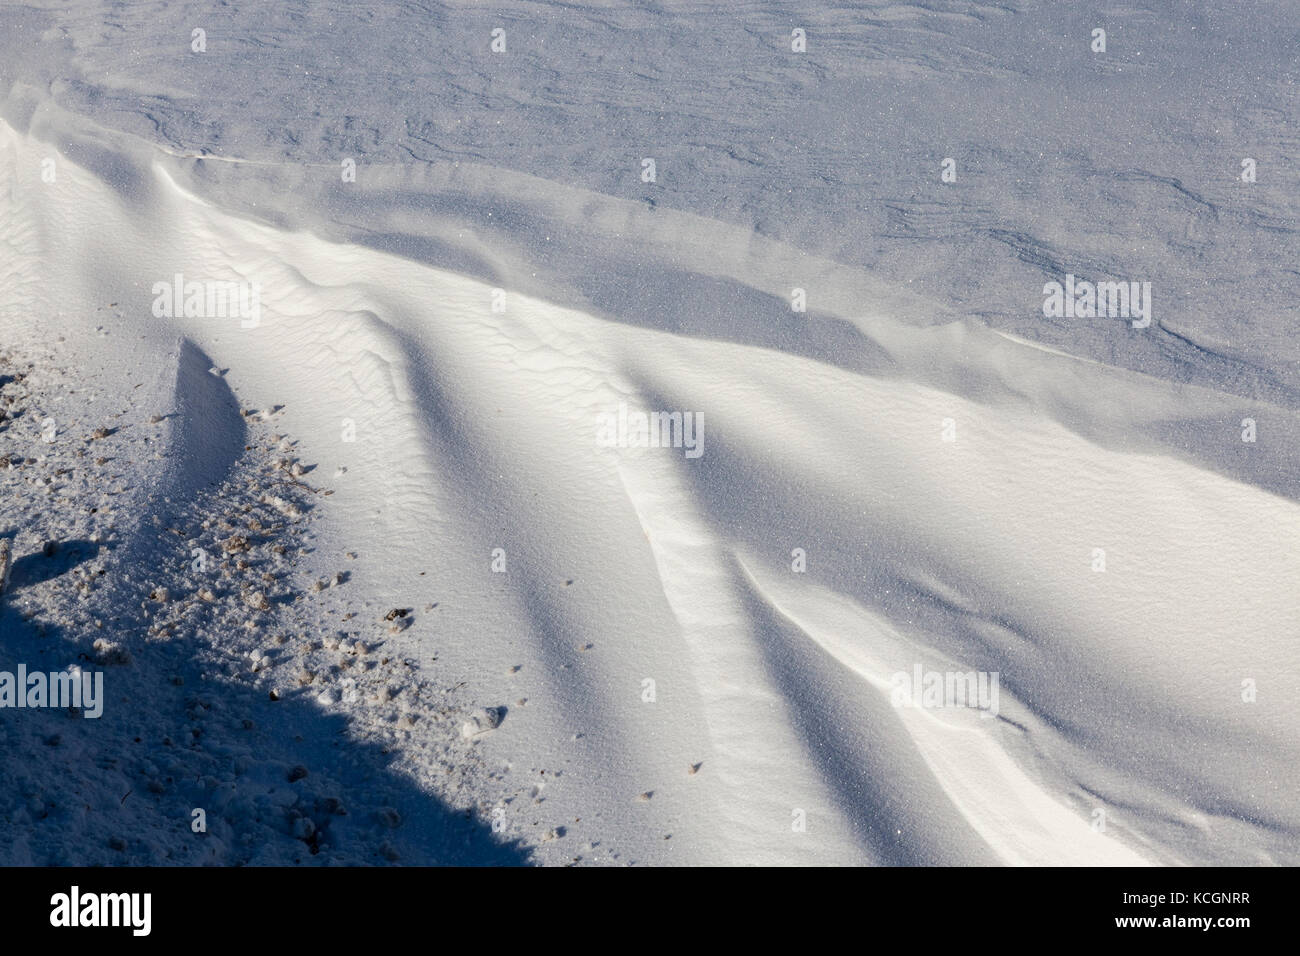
[1,0,1298,866]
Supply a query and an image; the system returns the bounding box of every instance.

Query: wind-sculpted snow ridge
[0,128,534,865]
[3,0,1300,867]
[6,0,1300,403]
[3,92,1298,866]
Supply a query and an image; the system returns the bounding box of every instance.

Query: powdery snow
[1,0,1298,866]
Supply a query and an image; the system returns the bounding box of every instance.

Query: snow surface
[0,0,1297,865]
